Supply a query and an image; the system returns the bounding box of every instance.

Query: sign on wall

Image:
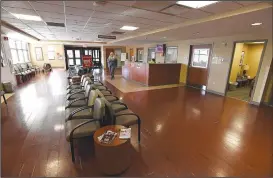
[98,35,116,39]
[121,53,127,61]
[82,55,92,68]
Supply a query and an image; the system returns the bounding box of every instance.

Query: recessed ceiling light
[176,1,218,8]
[163,37,167,39]
[120,26,139,31]
[251,22,262,26]
[11,13,42,21]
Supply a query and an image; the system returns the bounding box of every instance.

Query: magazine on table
[98,130,117,144]
[119,128,131,139]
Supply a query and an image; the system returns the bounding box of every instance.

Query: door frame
[136,48,144,62]
[224,39,268,104]
[261,57,273,106]
[186,44,213,89]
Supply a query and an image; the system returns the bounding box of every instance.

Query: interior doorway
[226,41,267,102]
[187,44,212,89]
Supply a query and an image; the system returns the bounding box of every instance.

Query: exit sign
[4,37,8,41]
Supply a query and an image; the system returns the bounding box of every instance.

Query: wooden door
[187,44,212,88]
[106,48,114,72]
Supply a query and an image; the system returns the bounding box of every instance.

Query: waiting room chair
[0,84,7,105]
[65,97,105,162]
[65,90,99,122]
[103,98,141,143]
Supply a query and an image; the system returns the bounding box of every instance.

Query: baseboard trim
[206,89,225,96]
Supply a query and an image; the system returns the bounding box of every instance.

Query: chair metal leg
[3,94,7,104]
[70,140,75,162]
[138,119,141,143]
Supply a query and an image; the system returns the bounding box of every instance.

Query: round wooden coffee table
[94,125,132,175]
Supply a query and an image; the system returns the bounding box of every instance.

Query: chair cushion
[104,96,118,102]
[100,90,111,95]
[65,107,93,122]
[67,93,85,100]
[66,99,86,108]
[115,111,138,127]
[65,119,100,141]
[112,103,127,113]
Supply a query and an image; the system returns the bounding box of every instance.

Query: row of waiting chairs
[65,74,141,162]
[13,63,41,84]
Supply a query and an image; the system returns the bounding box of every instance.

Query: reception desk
[122,61,181,86]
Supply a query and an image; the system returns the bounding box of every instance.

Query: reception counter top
[122,62,181,86]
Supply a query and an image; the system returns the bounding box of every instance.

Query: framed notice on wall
[121,53,127,61]
[35,47,43,61]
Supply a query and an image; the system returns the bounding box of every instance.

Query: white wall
[128,32,272,103]
[1,35,16,86]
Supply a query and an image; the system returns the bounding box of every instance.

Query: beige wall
[123,33,272,104]
[245,44,264,78]
[229,43,248,82]
[29,42,65,68]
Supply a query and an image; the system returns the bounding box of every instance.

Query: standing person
[107,52,117,80]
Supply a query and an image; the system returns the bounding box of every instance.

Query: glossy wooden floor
[2,69,273,177]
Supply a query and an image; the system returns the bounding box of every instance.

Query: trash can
[2,82,14,93]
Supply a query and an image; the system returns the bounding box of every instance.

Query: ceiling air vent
[111,31,125,35]
[46,22,65,27]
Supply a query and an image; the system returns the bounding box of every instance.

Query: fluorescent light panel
[120,26,139,31]
[176,1,218,8]
[251,22,262,26]
[12,13,42,21]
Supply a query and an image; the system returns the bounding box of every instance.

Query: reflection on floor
[1,69,273,177]
[105,75,184,93]
[227,87,251,101]
[1,93,14,103]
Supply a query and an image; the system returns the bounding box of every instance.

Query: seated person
[149,58,156,64]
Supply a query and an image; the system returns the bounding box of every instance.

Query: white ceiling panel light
[251,22,262,26]
[120,25,139,31]
[176,1,218,8]
[11,13,42,21]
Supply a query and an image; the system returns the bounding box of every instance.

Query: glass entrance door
[66,48,82,67]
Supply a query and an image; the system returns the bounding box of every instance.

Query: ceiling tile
[65,1,95,10]
[65,7,93,17]
[161,4,191,15]
[201,2,243,14]
[132,1,175,11]
[110,1,136,7]
[36,1,64,6]
[38,11,64,19]
[3,7,37,16]
[1,1,32,9]
[66,14,90,21]
[43,17,64,24]
[66,19,87,26]
[29,2,64,13]
[94,3,130,14]
[179,9,212,19]
[92,11,119,20]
